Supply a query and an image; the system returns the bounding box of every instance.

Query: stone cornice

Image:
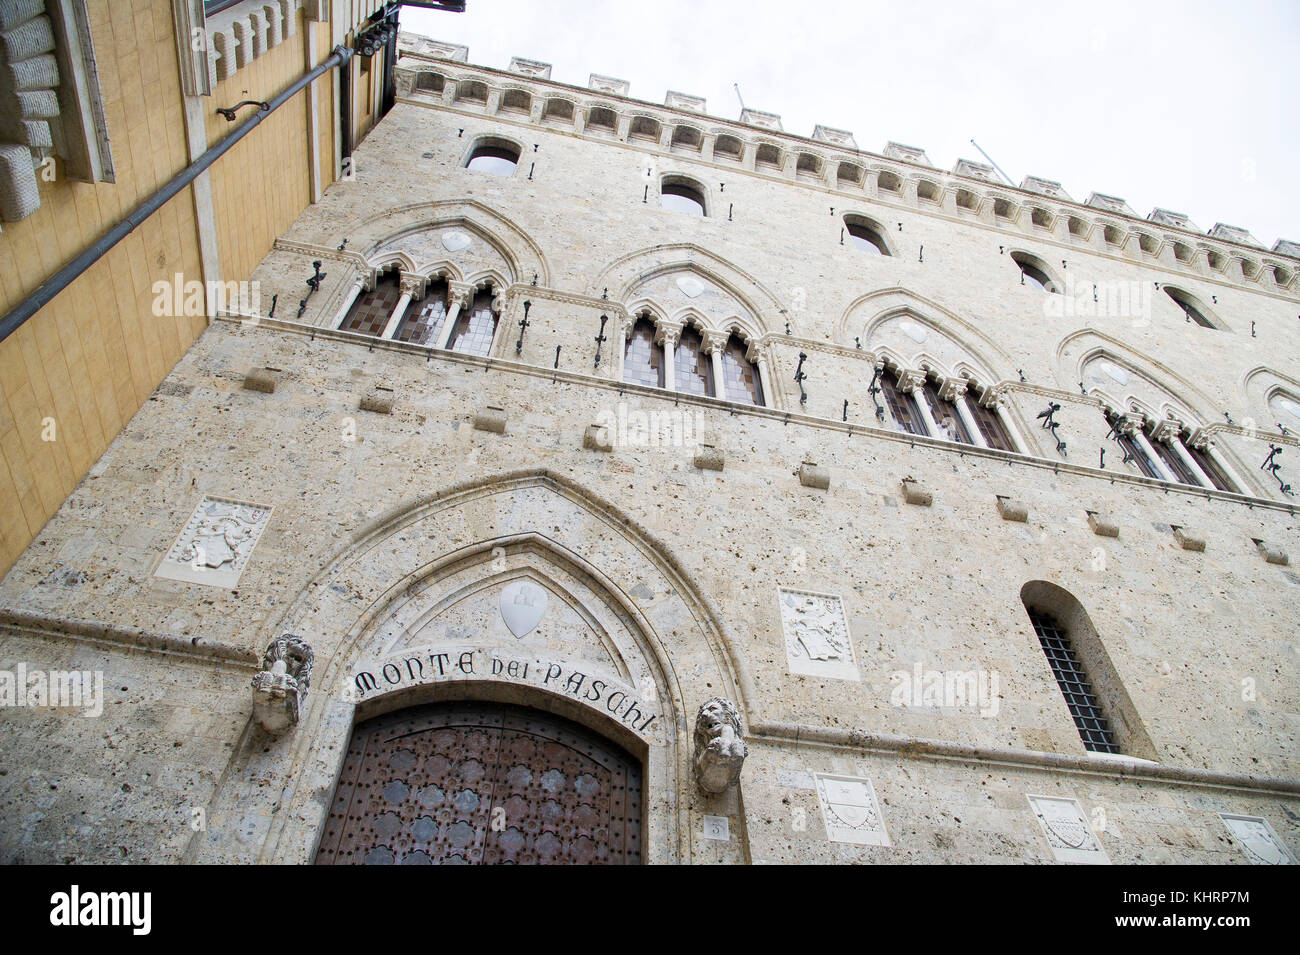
[0,608,260,669]
[748,721,1300,798]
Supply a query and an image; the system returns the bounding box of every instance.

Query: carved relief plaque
[1027,794,1109,864]
[815,773,890,846]
[1219,814,1295,865]
[778,588,858,681]
[155,496,273,588]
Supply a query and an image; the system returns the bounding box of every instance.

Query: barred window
[673,325,714,397]
[881,368,927,436]
[1026,608,1119,754]
[720,335,763,406]
[340,270,402,337]
[623,316,664,388]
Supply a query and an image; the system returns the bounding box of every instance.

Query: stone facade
[0,30,1297,865]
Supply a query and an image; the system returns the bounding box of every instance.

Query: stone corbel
[251,635,313,735]
[693,698,747,794]
[700,330,728,355]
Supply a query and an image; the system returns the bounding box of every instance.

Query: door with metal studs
[316,702,643,865]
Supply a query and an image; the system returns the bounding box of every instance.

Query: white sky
[400,0,1299,247]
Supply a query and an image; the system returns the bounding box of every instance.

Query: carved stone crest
[251,635,314,735]
[1027,794,1109,864]
[155,496,273,588]
[1219,813,1295,865]
[778,588,858,680]
[693,697,747,793]
[815,773,890,846]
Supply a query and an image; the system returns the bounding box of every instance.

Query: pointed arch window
[673,325,714,397]
[1164,287,1218,329]
[1106,412,1162,478]
[968,391,1017,451]
[340,269,402,337]
[1184,441,1236,492]
[844,216,890,255]
[448,288,498,357]
[1011,252,1058,293]
[720,335,764,406]
[623,316,665,388]
[393,278,449,345]
[881,367,927,436]
[465,139,520,176]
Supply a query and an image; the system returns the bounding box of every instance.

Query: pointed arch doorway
[315,701,644,865]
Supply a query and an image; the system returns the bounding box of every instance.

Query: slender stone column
[746,341,772,407]
[333,280,365,329]
[1133,426,1176,482]
[655,321,683,392]
[702,331,728,400]
[434,284,473,350]
[899,370,939,438]
[380,274,425,339]
[942,378,986,447]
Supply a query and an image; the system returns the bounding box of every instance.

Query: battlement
[394,32,1299,283]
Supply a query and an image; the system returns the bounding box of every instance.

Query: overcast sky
[400,0,1298,247]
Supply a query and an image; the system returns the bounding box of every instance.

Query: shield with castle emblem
[499,579,548,639]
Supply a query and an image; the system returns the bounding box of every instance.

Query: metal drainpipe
[0,44,354,346]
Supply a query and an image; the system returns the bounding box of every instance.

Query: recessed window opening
[465,139,520,176]
[661,178,706,216]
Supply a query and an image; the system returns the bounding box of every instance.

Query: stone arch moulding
[1055,329,1222,423]
[332,199,552,288]
[1243,366,1300,436]
[592,243,788,339]
[841,287,1015,384]
[188,470,753,866]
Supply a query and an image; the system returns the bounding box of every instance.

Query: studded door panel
[315,702,642,865]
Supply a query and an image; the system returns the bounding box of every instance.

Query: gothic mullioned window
[968,394,1017,452]
[673,325,714,397]
[448,289,498,356]
[1106,411,1163,479]
[881,367,927,436]
[623,316,664,388]
[720,335,763,406]
[920,377,972,444]
[340,269,402,337]
[1185,441,1236,492]
[393,279,449,345]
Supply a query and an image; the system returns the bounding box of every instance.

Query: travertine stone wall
[0,48,1296,865]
